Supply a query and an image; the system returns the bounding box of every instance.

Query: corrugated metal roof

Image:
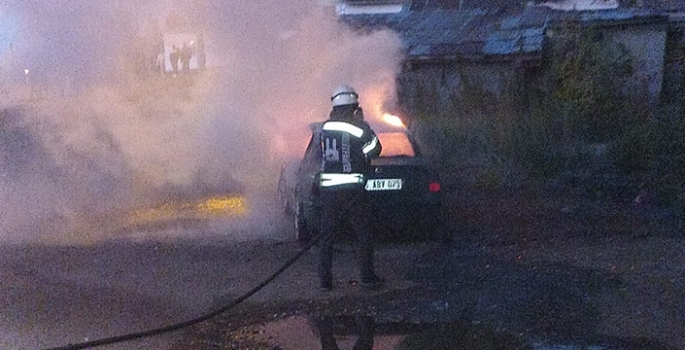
[341,6,551,60]
[576,8,660,21]
[339,0,683,11]
[341,5,669,61]
[635,0,685,12]
[341,0,531,10]
[547,7,667,26]
[484,27,547,55]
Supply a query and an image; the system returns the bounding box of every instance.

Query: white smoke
[0,0,403,244]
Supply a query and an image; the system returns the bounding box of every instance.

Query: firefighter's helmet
[331,85,359,107]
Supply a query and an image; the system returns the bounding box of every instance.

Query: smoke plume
[0,0,403,244]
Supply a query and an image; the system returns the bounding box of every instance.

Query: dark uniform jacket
[318,106,382,189]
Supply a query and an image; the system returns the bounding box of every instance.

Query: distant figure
[180,43,193,71]
[170,45,180,73]
[156,52,165,75]
[197,35,206,69]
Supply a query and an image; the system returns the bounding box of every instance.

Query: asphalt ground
[173,185,685,350]
[1,186,683,350]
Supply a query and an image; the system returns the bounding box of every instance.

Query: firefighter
[317,85,383,291]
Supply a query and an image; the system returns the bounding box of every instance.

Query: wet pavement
[172,235,682,350]
[2,230,682,350]
[190,312,666,350]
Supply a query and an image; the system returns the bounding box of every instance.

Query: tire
[277,179,292,215]
[281,194,292,215]
[294,202,311,243]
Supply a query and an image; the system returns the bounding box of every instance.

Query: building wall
[661,26,685,104]
[394,17,670,118]
[603,25,667,100]
[397,60,519,116]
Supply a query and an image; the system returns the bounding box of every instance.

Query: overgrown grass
[402,25,684,218]
[404,67,683,216]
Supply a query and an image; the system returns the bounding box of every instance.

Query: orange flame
[381,113,405,128]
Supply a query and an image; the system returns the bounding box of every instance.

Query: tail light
[429,182,441,192]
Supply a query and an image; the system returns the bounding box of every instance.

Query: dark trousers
[318,189,375,284]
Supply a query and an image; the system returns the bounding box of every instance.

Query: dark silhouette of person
[170,45,180,73]
[197,35,206,69]
[180,43,193,71]
[315,316,375,350]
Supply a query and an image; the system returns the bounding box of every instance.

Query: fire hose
[43,233,323,350]
[43,194,360,350]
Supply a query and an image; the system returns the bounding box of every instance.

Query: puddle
[221,315,615,350]
[532,345,606,350]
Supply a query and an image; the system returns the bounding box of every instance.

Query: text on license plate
[365,178,402,191]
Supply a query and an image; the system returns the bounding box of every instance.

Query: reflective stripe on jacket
[362,135,379,155]
[322,121,364,138]
[318,173,365,188]
[321,122,380,157]
[319,118,381,189]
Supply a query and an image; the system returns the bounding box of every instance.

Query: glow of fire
[127,195,248,226]
[382,113,405,128]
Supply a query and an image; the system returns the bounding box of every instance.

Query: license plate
[365,178,402,191]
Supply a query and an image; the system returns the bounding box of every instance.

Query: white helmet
[331,85,359,106]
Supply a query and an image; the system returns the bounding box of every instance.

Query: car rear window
[377,132,415,157]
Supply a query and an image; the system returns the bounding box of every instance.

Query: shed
[341,3,673,112]
[628,0,685,104]
[341,5,552,113]
[548,8,669,100]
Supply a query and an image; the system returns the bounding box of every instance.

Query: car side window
[300,133,322,176]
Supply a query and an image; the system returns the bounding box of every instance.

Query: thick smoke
[0,0,403,244]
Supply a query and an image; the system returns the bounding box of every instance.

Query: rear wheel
[294,202,311,244]
[281,194,292,214]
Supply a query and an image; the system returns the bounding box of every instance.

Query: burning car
[277,114,444,243]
